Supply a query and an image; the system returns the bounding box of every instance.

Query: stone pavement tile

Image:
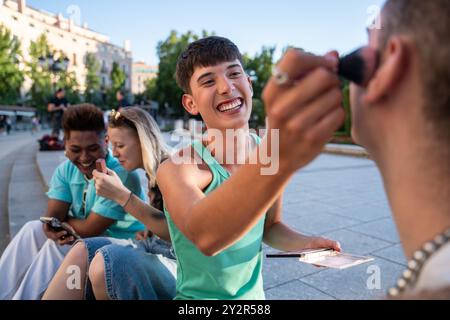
[316,187,388,209]
[300,154,375,173]
[372,244,407,266]
[8,150,47,237]
[262,253,320,289]
[265,280,335,300]
[349,218,401,244]
[320,229,392,256]
[300,257,405,300]
[283,212,361,235]
[369,200,392,213]
[282,200,337,218]
[282,190,320,206]
[326,202,392,223]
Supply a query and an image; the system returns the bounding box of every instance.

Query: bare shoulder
[157,145,212,190]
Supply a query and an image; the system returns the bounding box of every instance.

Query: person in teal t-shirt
[0,104,145,300]
[156,37,342,300]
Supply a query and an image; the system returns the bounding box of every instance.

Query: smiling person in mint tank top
[157,36,343,300]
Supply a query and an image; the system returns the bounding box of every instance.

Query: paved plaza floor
[263,154,406,299]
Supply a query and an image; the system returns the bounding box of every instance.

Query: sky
[27,0,386,66]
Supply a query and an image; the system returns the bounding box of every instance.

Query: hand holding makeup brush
[262,48,345,173]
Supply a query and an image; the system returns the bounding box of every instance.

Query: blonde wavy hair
[109,107,169,189]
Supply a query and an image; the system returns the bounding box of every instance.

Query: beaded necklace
[388,228,450,297]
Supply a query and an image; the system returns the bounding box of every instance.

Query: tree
[84,52,101,104]
[154,30,194,118]
[27,35,80,112]
[106,61,126,107]
[243,46,275,100]
[153,30,214,118]
[0,24,24,105]
[134,77,156,105]
[110,61,126,91]
[27,34,52,113]
[243,46,276,128]
[56,66,81,104]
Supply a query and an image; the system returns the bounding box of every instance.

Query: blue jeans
[79,236,177,300]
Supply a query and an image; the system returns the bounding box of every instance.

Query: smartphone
[40,217,80,239]
[96,158,107,173]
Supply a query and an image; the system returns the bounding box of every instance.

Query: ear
[247,76,254,97]
[182,94,199,116]
[364,36,409,105]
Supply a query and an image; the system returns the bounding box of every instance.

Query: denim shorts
[78,236,177,300]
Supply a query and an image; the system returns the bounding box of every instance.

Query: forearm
[66,218,104,238]
[185,144,293,255]
[263,222,311,251]
[45,210,67,221]
[45,199,70,222]
[123,193,171,242]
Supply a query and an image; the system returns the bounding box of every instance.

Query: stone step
[35,151,66,190]
[0,152,16,254]
[7,142,48,237]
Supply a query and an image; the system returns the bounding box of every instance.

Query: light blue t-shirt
[46,151,145,239]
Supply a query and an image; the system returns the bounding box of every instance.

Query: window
[73,38,77,43]
[29,23,35,28]
[73,53,77,66]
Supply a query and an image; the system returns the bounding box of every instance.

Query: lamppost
[38,53,70,90]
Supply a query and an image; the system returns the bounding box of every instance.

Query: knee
[16,220,44,240]
[23,220,44,233]
[64,242,88,267]
[88,252,106,288]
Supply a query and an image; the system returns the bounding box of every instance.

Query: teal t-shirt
[164,134,266,300]
[46,151,145,239]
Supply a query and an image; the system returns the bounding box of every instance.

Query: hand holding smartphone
[40,217,80,240]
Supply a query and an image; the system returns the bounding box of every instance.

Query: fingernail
[325,54,338,63]
[325,55,339,71]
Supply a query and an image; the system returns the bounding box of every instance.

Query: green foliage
[56,67,81,104]
[84,52,101,104]
[249,98,266,129]
[0,24,24,105]
[27,34,52,112]
[243,46,275,99]
[335,79,352,137]
[153,30,215,118]
[106,61,126,106]
[243,46,276,128]
[26,34,80,111]
[110,61,126,91]
[134,77,157,105]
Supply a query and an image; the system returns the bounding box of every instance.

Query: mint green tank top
[164,134,266,300]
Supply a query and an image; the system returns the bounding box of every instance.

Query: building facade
[131,62,158,94]
[0,0,132,94]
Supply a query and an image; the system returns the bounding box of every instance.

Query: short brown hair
[380,0,450,142]
[62,104,105,139]
[175,36,243,93]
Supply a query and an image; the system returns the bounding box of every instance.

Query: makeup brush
[338,47,379,87]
